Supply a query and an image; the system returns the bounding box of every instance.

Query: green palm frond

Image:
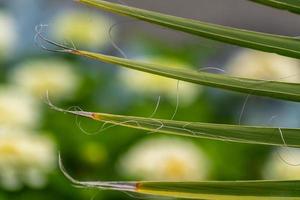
[250,0,300,14]
[77,0,300,59]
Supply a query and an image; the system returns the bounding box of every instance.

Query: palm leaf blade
[68,49,300,102]
[58,108,300,147]
[77,0,300,59]
[250,0,300,14]
[59,154,300,199]
[137,180,300,199]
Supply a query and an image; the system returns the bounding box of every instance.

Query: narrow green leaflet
[77,0,300,59]
[250,0,300,14]
[52,104,300,147]
[66,49,300,102]
[137,181,300,199]
[60,151,300,199]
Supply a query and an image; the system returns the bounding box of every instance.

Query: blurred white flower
[118,57,201,105]
[227,50,300,82]
[0,86,40,128]
[10,59,80,100]
[118,137,209,181]
[51,9,114,49]
[0,127,56,190]
[0,11,17,60]
[263,147,300,180]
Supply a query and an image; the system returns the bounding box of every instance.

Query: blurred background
[0,0,300,199]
